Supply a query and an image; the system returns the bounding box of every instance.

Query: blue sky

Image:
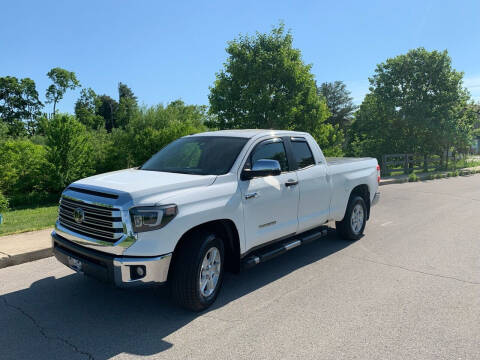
[1,0,479,114]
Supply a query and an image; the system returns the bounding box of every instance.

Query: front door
[240,138,299,250]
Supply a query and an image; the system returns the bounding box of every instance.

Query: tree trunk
[445,146,449,170]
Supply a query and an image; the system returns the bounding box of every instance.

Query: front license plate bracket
[67,256,83,273]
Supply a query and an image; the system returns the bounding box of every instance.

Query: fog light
[130,265,146,280]
[136,266,145,277]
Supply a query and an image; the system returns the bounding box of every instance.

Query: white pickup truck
[52,129,380,310]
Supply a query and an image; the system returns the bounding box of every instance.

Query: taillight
[376,164,381,184]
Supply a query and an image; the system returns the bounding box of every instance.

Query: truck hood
[73,169,217,201]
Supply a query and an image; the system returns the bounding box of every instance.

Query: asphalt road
[1,176,480,360]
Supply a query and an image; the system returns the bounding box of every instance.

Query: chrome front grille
[58,197,124,243]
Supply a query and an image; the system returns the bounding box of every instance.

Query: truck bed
[326,157,373,165]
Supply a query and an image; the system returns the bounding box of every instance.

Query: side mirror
[241,159,281,180]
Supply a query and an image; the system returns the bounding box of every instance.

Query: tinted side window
[251,141,289,172]
[291,141,315,169]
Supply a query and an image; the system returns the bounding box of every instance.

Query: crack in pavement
[0,251,11,257]
[342,254,480,285]
[202,314,243,323]
[2,296,95,360]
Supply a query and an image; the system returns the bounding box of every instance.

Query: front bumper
[372,191,380,206]
[52,231,171,287]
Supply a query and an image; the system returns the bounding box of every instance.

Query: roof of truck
[190,129,309,139]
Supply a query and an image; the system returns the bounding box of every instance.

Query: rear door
[289,137,330,232]
[240,138,299,250]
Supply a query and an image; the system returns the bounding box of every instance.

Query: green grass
[385,157,480,177]
[0,205,58,236]
[408,173,418,182]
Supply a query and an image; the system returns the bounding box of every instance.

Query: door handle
[245,192,259,200]
[285,179,298,187]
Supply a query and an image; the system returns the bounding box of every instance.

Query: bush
[113,102,208,168]
[43,114,95,192]
[86,129,118,174]
[7,192,59,209]
[0,139,48,195]
[408,173,418,182]
[0,192,9,212]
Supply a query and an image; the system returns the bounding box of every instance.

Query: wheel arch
[169,219,241,280]
[347,184,371,220]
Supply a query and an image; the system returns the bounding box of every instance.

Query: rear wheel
[336,196,367,241]
[170,230,225,311]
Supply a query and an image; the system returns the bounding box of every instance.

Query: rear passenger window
[251,140,289,172]
[291,141,315,169]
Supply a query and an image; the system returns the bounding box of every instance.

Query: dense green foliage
[0,139,48,194]
[43,114,94,192]
[74,88,104,129]
[0,101,207,209]
[0,192,8,213]
[111,101,207,167]
[348,48,477,161]
[208,24,343,156]
[0,76,43,136]
[318,81,357,130]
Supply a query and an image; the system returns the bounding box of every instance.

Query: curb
[0,247,53,269]
[379,178,408,186]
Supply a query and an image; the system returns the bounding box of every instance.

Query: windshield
[140,136,249,175]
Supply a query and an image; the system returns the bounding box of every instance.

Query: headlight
[129,204,178,233]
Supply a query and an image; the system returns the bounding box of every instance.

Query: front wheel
[170,230,225,311]
[336,196,367,241]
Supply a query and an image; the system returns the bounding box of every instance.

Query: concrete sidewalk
[1,168,479,269]
[0,229,52,269]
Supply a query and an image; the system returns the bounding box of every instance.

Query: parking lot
[1,175,479,360]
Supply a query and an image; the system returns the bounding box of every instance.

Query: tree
[110,100,208,168]
[118,82,137,100]
[42,114,94,192]
[97,95,118,132]
[446,94,477,155]
[0,76,43,136]
[0,139,48,195]
[74,88,104,129]
[116,82,138,128]
[349,48,473,162]
[318,81,357,129]
[347,93,396,160]
[208,24,341,155]
[45,68,80,115]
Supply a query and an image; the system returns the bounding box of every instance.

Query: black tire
[170,229,225,311]
[336,195,367,241]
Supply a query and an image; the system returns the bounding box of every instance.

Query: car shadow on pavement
[0,232,351,359]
